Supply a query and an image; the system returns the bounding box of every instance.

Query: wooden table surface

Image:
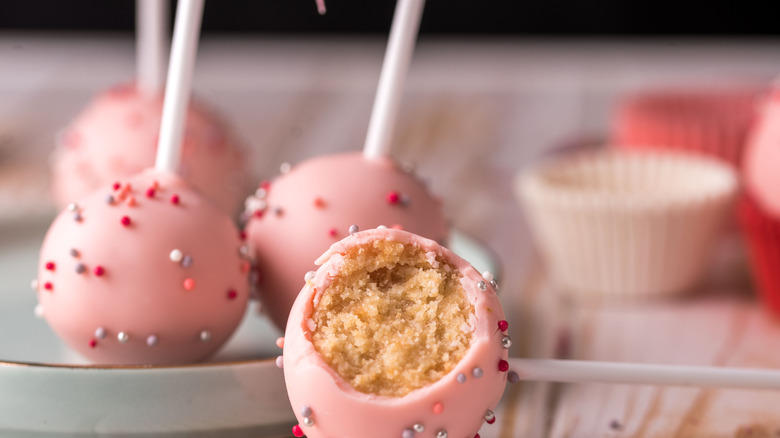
[3,34,780,437]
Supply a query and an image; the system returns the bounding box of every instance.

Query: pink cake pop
[281,228,507,438]
[243,152,448,330]
[50,84,249,215]
[36,169,250,365]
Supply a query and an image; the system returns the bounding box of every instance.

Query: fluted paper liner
[517,150,737,297]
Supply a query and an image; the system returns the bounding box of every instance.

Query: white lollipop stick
[510,358,780,390]
[136,0,168,96]
[362,0,425,160]
[155,0,204,173]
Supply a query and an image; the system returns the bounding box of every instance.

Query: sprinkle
[253,209,265,219]
[255,187,267,198]
[89,339,97,348]
[112,182,121,191]
[498,359,509,372]
[399,193,410,205]
[508,371,520,384]
[413,424,425,433]
[279,162,291,174]
[273,207,284,217]
[402,429,415,438]
[482,271,494,282]
[437,430,448,438]
[478,280,487,291]
[181,255,193,268]
[485,410,495,424]
[200,330,212,342]
[386,190,400,204]
[292,425,304,438]
[328,227,338,237]
[348,224,359,235]
[239,230,247,240]
[239,245,249,257]
[70,248,79,258]
[302,417,314,427]
[498,320,509,332]
[170,194,180,205]
[304,271,315,282]
[276,337,285,349]
[95,327,106,339]
[433,402,444,414]
[151,181,159,190]
[117,332,129,343]
[472,367,483,378]
[227,289,238,300]
[314,197,326,208]
[490,280,499,291]
[93,265,105,276]
[475,435,481,438]
[105,194,115,205]
[73,212,82,222]
[377,225,388,230]
[169,249,183,262]
[300,405,312,417]
[43,282,53,291]
[609,420,622,430]
[146,188,156,198]
[30,279,38,290]
[67,203,78,212]
[275,356,284,368]
[73,263,86,275]
[183,278,196,290]
[502,336,512,349]
[147,335,158,346]
[126,196,136,207]
[34,304,44,318]
[241,261,250,273]
[456,373,466,383]
[391,223,403,230]
[45,261,56,271]
[120,216,131,226]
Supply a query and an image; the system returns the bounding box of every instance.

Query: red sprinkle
[498,359,509,372]
[121,216,132,226]
[486,416,496,425]
[45,261,56,271]
[314,197,326,208]
[239,231,247,241]
[43,282,53,291]
[475,435,481,438]
[254,210,265,219]
[112,182,121,191]
[183,278,196,291]
[498,320,509,332]
[170,194,180,205]
[146,188,156,198]
[227,289,238,300]
[386,190,400,204]
[241,261,250,274]
[89,339,97,348]
[292,425,304,437]
[328,228,338,238]
[432,402,444,414]
[93,266,105,277]
[260,180,271,191]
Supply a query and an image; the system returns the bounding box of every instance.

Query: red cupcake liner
[611,88,762,168]
[739,195,780,315]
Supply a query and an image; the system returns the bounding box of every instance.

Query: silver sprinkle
[274,207,283,216]
[275,356,284,368]
[34,304,44,318]
[478,281,487,291]
[67,203,78,212]
[472,367,483,378]
[399,193,410,206]
[146,335,158,346]
[30,279,38,290]
[73,212,82,222]
[436,430,448,438]
[502,336,512,349]
[239,245,249,256]
[95,327,106,339]
[456,373,466,383]
[105,194,115,204]
[482,271,493,282]
[181,255,193,268]
[413,423,424,433]
[508,371,520,384]
[484,410,495,422]
[279,162,291,174]
[490,279,499,291]
[255,187,267,198]
[75,263,86,274]
[402,429,415,438]
[304,271,315,282]
[200,330,212,342]
[348,224,359,235]
[117,332,129,343]
[300,405,313,418]
[70,248,79,258]
[303,417,314,427]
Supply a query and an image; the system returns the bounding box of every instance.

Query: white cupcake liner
[516,149,738,297]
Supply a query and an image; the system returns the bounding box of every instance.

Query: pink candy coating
[244,152,449,330]
[744,87,780,216]
[50,82,250,215]
[37,169,249,365]
[283,228,507,438]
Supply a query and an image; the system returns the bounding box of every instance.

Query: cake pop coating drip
[37,168,249,365]
[244,152,449,331]
[283,228,506,438]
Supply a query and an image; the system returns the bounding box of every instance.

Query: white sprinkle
[147,335,158,346]
[67,203,78,212]
[275,355,284,368]
[348,224,359,235]
[304,271,315,282]
[169,249,183,263]
[30,279,38,291]
[117,332,129,343]
[34,304,44,318]
[482,271,493,282]
[254,187,267,198]
[200,330,212,342]
[95,327,107,339]
[377,225,388,230]
[279,162,291,174]
[239,245,249,256]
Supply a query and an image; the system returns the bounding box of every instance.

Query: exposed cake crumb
[311,239,473,397]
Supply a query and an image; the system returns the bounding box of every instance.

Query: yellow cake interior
[311,239,473,397]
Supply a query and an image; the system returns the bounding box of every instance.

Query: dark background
[0,0,777,36]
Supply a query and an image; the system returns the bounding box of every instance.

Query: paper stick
[136,0,168,96]
[362,0,425,160]
[155,0,204,172]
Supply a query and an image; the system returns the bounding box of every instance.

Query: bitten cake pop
[36,169,249,364]
[243,152,448,330]
[281,227,507,438]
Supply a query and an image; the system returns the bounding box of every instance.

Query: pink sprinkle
[328,227,338,238]
[498,359,509,372]
[112,182,121,191]
[89,339,97,348]
[45,261,56,271]
[260,180,271,191]
[275,337,285,349]
[146,188,156,198]
[126,196,136,207]
[43,282,53,291]
[151,181,160,190]
[121,216,131,227]
[227,289,238,300]
[432,402,444,414]
[314,197,326,208]
[391,224,404,230]
[170,194,180,205]
[241,261,250,274]
[498,320,509,332]
[93,266,105,277]
[183,278,196,291]
[386,190,400,204]
[292,425,304,437]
